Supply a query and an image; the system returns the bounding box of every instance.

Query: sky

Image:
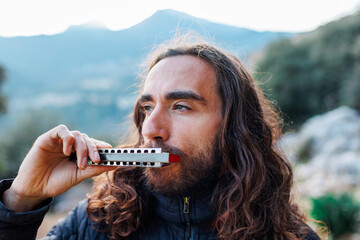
[0,0,359,37]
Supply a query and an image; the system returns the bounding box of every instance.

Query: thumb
[75,165,117,183]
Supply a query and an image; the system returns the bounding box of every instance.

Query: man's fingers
[39,125,74,155]
[76,165,117,183]
[83,134,101,164]
[59,130,75,157]
[72,131,88,170]
[91,138,113,148]
[39,125,113,170]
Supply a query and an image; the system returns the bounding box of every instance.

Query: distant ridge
[125,9,259,44]
[0,9,294,136]
[65,19,110,32]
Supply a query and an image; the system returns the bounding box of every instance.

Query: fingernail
[94,151,100,161]
[66,145,72,156]
[81,158,87,169]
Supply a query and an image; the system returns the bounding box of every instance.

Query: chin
[144,163,183,194]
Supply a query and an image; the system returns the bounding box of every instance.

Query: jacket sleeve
[42,199,90,240]
[305,231,321,240]
[42,199,107,240]
[0,179,52,240]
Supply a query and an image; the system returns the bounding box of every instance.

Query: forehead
[143,55,217,97]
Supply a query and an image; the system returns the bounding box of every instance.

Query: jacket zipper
[183,196,193,239]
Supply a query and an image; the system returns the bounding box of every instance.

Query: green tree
[256,12,360,126]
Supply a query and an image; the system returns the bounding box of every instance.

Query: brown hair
[87,37,310,240]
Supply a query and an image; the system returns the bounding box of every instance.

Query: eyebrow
[139,91,206,104]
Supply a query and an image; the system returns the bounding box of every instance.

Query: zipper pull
[183,197,190,214]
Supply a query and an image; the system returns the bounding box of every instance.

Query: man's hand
[2,125,117,212]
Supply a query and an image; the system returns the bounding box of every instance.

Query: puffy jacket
[0,179,320,240]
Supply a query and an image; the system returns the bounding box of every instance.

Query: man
[0,39,320,239]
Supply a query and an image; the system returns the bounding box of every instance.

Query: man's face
[139,55,222,195]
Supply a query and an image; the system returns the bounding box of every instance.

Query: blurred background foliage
[311,192,360,238]
[0,110,64,178]
[257,12,360,126]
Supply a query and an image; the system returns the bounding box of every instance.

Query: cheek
[187,117,220,138]
[170,121,197,152]
[174,124,219,157]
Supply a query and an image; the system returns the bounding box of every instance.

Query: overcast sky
[0,0,359,37]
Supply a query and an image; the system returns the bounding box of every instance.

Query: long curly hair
[87,37,310,240]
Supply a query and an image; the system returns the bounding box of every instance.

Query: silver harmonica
[70,148,180,168]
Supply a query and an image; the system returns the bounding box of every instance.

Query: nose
[141,107,169,142]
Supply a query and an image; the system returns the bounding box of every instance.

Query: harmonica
[70,148,180,168]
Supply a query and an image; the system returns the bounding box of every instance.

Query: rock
[295,151,360,197]
[278,106,360,197]
[280,106,360,162]
[300,106,360,157]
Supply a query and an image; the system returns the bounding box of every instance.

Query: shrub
[311,192,360,238]
[256,12,360,126]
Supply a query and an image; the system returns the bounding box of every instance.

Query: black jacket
[0,179,320,240]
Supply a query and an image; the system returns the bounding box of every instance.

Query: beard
[141,139,220,197]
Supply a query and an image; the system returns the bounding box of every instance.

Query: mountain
[0,9,294,137]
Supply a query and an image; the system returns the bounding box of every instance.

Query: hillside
[256,12,360,126]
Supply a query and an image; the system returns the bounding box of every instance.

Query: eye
[141,105,153,114]
[173,104,191,112]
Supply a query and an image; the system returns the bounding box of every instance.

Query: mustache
[141,141,186,157]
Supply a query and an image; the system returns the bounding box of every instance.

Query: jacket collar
[150,184,215,225]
